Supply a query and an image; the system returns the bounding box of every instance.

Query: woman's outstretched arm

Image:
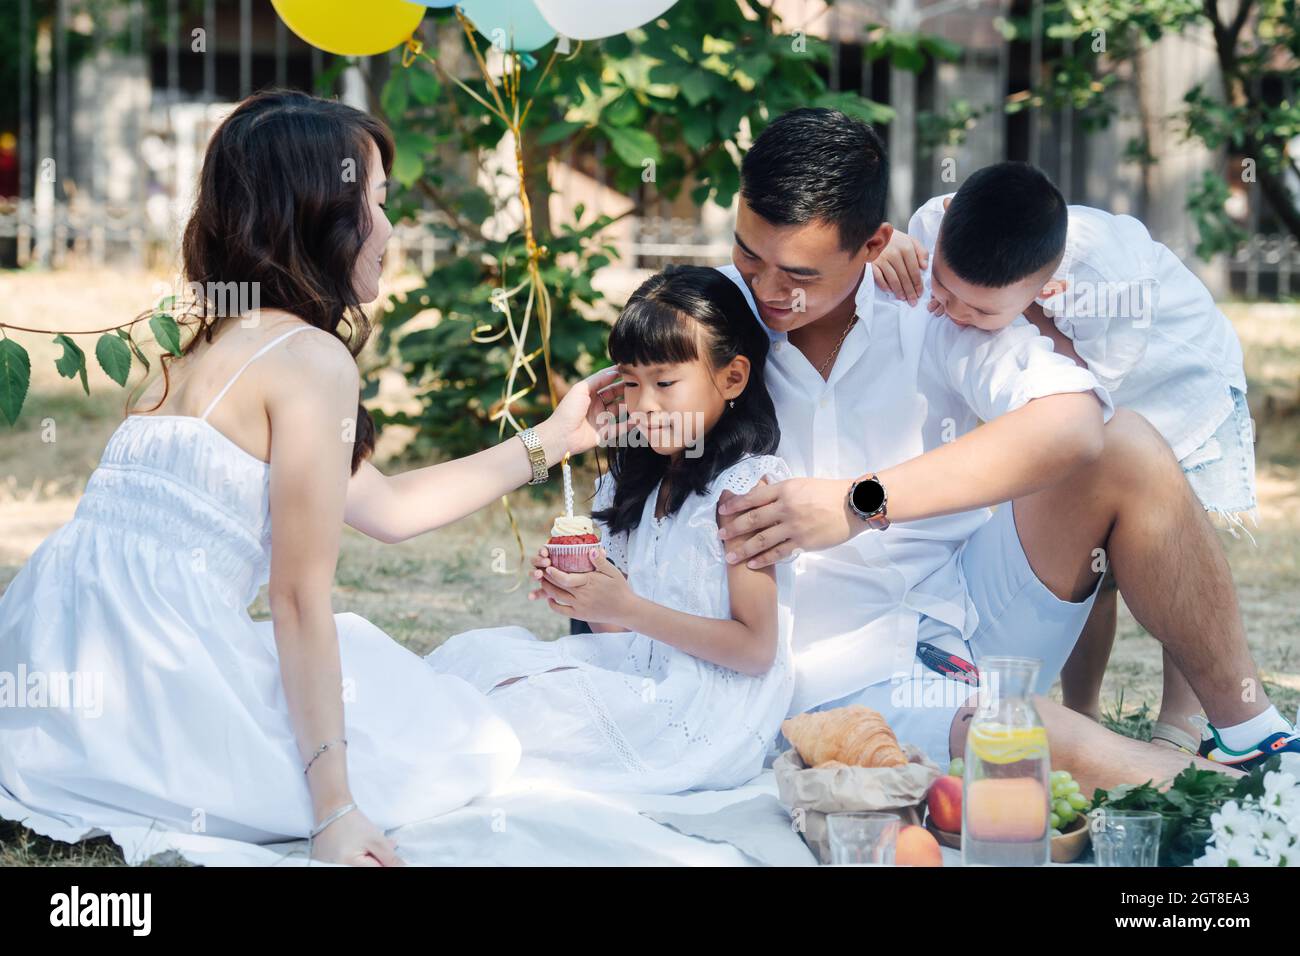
[343,366,624,543]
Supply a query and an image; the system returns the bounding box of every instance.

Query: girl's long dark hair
[127,89,392,474]
[593,265,780,535]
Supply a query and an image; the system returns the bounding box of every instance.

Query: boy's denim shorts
[1182,386,1258,532]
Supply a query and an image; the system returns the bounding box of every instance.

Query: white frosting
[550,515,596,538]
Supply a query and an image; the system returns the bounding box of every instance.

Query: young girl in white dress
[0,91,621,867]
[427,266,796,793]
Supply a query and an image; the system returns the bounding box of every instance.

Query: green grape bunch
[1048,769,1090,835]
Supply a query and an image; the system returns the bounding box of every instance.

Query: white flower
[1194,765,1300,867]
[1194,845,1228,867]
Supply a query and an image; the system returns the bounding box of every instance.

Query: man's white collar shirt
[717,263,1113,714]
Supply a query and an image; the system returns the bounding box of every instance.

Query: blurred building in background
[0,0,1293,300]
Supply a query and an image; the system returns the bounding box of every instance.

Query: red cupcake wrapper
[546,542,600,572]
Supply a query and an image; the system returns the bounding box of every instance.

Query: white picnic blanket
[0,771,821,867]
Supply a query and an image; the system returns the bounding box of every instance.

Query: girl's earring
[728,400,735,409]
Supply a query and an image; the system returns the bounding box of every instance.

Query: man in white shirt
[714,108,1297,783]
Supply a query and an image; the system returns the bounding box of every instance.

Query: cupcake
[546,515,602,572]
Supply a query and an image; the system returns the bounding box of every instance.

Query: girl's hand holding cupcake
[531,549,636,627]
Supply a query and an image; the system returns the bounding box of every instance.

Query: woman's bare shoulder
[262,320,357,373]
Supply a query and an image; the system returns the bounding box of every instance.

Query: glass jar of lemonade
[961,656,1051,866]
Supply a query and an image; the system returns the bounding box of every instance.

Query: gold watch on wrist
[519,427,549,485]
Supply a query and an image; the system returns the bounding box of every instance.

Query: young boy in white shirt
[871,161,1258,756]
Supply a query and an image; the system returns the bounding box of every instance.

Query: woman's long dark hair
[593,265,780,535]
[127,89,392,474]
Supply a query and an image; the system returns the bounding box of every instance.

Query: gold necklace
[817,312,859,378]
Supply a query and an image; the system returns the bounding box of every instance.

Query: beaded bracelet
[304,736,347,775]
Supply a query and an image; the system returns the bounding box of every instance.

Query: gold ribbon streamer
[399,17,581,588]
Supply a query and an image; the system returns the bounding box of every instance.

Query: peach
[965,777,1049,842]
[895,824,943,867]
[926,774,963,833]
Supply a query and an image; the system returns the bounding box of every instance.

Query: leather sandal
[1149,720,1201,754]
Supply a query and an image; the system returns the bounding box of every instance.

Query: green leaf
[149,312,183,357]
[408,68,441,106]
[714,96,747,140]
[736,53,774,85]
[118,327,150,373]
[536,120,586,146]
[678,71,719,107]
[919,34,963,63]
[393,128,439,189]
[95,333,132,388]
[602,93,640,127]
[53,333,90,396]
[600,123,661,168]
[891,45,926,72]
[0,338,31,425]
[814,91,894,125]
[680,110,713,151]
[381,71,409,119]
[392,149,423,189]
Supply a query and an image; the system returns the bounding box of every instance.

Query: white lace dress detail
[427,454,796,793]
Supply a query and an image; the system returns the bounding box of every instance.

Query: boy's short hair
[939,162,1068,287]
[740,107,888,253]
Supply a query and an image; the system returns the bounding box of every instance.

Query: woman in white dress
[0,91,620,867]
[428,266,796,793]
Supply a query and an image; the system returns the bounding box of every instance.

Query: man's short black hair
[740,107,888,253]
[939,162,1069,287]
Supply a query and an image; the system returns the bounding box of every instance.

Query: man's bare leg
[1059,570,1205,745]
[1011,408,1271,729]
[1059,570,1117,722]
[948,698,1238,797]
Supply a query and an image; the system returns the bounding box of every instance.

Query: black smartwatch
[847,473,890,530]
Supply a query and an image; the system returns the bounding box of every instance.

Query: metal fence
[2,0,1294,302]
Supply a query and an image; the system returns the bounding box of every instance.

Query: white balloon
[533,0,679,40]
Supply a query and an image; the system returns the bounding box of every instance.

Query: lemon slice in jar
[967,723,1049,765]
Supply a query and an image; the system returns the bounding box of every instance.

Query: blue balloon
[459,0,556,52]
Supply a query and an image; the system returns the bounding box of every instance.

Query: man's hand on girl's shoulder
[717,476,859,569]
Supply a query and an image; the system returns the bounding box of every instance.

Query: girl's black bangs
[607,298,701,368]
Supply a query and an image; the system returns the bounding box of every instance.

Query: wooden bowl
[924,820,961,850]
[1051,815,1091,863]
[923,815,1090,862]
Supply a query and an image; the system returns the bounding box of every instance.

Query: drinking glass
[827,811,901,865]
[1090,809,1164,866]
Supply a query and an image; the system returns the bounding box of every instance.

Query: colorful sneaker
[1197,719,1300,772]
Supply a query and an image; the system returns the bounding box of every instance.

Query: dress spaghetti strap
[199,324,315,421]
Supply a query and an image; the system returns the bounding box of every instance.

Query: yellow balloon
[271,0,424,57]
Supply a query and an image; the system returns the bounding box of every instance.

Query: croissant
[781,705,907,768]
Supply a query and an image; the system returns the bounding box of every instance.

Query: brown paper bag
[773,744,942,864]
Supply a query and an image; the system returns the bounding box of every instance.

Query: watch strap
[520,428,549,485]
[848,473,890,530]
